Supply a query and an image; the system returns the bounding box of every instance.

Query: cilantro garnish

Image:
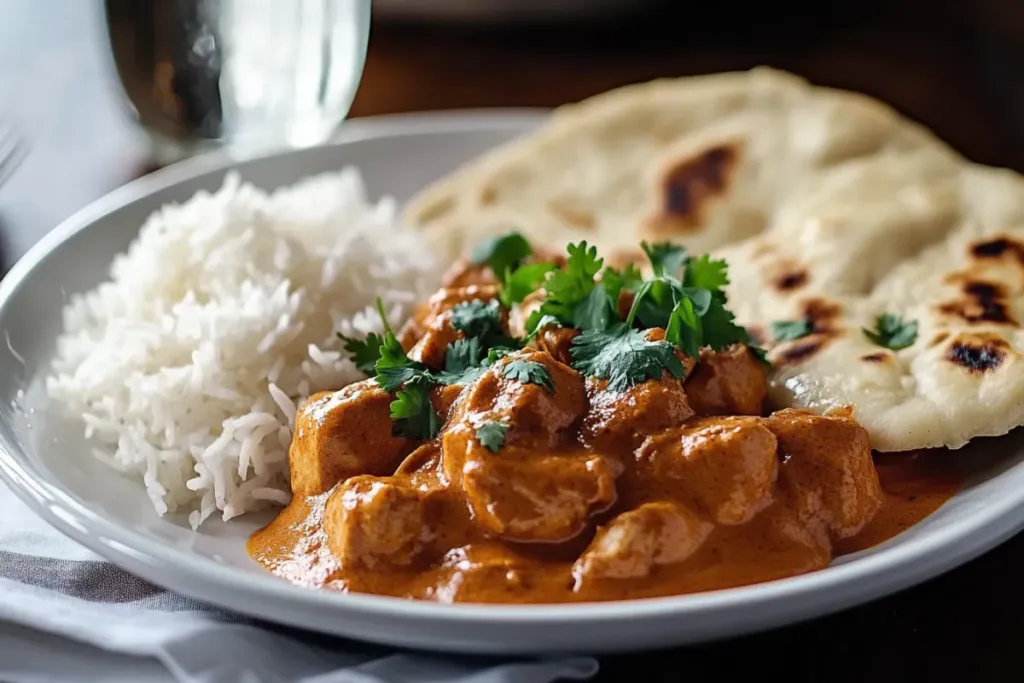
[641,241,688,278]
[475,420,509,453]
[336,331,384,375]
[571,329,686,392]
[863,313,917,350]
[436,338,487,386]
[749,345,772,366]
[450,298,517,350]
[601,263,644,304]
[470,232,533,281]
[525,241,608,334]
[500,359,554,392]
[772,318,814,342]
[451,299,503,338]
[501,261,555,308]
[700,297,751,349]
[390,378,441,439]
[682,254,729,291]
[570,287,686,391]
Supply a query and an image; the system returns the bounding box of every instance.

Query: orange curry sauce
[248,447,963,604]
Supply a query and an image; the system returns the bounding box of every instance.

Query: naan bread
[402,67,1024,452]
[403,67,959,265]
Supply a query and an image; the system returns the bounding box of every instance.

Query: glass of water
[102,0,371,164]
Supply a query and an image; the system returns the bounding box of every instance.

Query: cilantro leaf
[487,346,515,364]
[523,312,562,342]
[475,420,509,453]
[336,331,384,375]
[641,241,688,278]
[665,297,702,358]
[374,330,432,392]
[700,297,751,350]
[501,261,555,308]
[863,313,918,350]
[571,325,685,392]
[389,378,441,440]
[749,345,772,367]
[469,232,533,280]
[633,278,677,329]
[436,338,487,386]
[450,298,517,350]
[601,263,644,303]
[571,285,616,331]
[682,255,729,292]
[540,241,603,320]
[772,318,814,342]
[451,299,503,338]
[501,359,554,392]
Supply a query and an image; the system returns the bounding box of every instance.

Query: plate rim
[3,109,1024,640]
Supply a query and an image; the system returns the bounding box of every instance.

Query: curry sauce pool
[249,450,963,603]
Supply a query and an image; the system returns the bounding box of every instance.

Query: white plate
[3,111,1024,655]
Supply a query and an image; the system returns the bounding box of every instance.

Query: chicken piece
[459,449,617,542]
[510,291,580,365]
[684,345,767,416]
[572,501,712,586]
[535,327,579,366]
[433,543,547,603]
[324,475,432,569]
[289,381,411,496]
[765,408,883,542]
[430,383,465,422]
[508,289,544,338]
[636,417,778,524]
[394,443,441,477]
[448,348,586,453]
[581,375,695,454]
[402,284,505,367]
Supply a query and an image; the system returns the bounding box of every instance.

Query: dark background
[2,0,1024,679]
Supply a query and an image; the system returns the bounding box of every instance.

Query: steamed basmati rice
[46,168,441,528]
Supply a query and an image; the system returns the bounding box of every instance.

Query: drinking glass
[102,0,371,163]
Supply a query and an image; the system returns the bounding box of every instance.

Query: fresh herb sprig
[475,420,509,453]
[771,317,814,342]
[571,284,687,391]
[863,313,917,350]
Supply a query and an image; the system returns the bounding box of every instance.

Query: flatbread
[402,67,1024,452]
[403,67,959,264]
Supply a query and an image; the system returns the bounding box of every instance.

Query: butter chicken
[249,235,960,603]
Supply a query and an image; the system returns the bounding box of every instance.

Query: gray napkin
[0,484,598,683]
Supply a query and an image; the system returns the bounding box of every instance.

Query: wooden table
[3,0,1023,680]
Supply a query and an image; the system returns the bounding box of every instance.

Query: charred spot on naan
[803,298,843,331]
[769,298,844,367]
[944,333,1011,373]
[643,142,743,236]
[860,352,890,363]
[969,235,1024,269]
[937,278,1015,326]
[774,268,809,292]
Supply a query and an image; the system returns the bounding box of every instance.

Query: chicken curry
[249,235,962,603]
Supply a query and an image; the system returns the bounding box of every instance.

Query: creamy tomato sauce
[248,450,961,603]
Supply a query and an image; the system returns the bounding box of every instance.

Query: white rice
[46,168,441,528]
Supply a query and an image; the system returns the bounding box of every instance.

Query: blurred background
[0,0,1022,274]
